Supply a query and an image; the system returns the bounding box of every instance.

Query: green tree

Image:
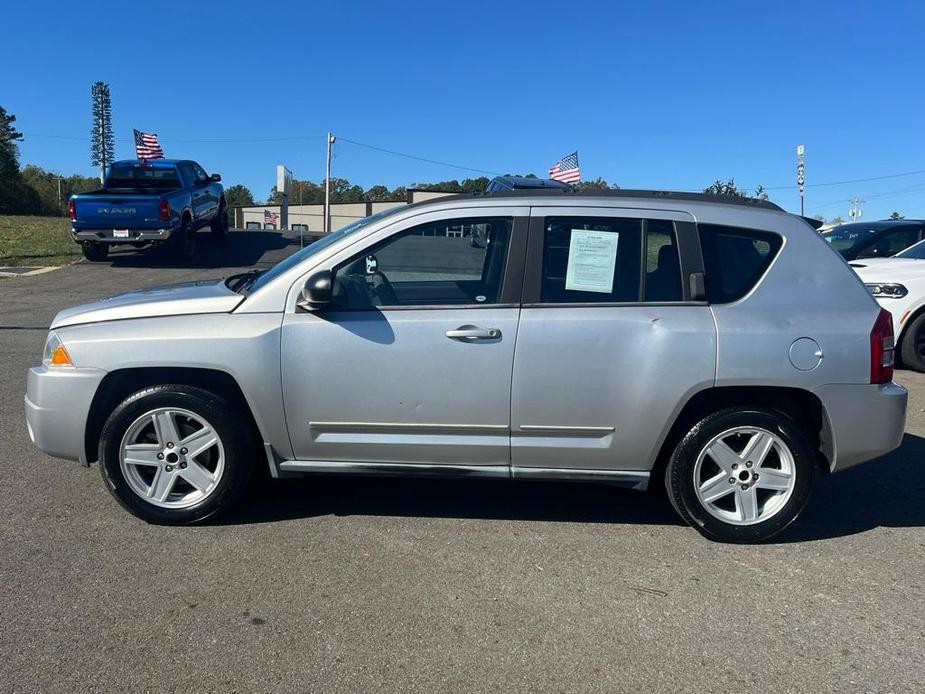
[89,82,114,183]
[0,105,41,214]
[267,178,326,205]
[703,178,767,200]
[578,177,618,191]
[890,211,905,220]
[224,184,255,209]
[364,185,393,201]
[20,165,98,215]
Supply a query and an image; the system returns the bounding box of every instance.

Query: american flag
[133,129,164,159]
[264,210,278,225]
[548,151,581,183]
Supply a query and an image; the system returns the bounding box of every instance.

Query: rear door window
[540,217,641,303]
[538,217,685,303]
[698,224,782,303]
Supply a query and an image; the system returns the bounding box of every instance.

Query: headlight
[42,331,74,367]
[865,283,908,299]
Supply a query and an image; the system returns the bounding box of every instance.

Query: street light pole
[324,132,335,234]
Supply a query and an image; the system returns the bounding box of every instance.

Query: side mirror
[299,270,332,310]
[210,173,222,182]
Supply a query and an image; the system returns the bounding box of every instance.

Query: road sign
[277,165,292,196]
[796,144,805,215]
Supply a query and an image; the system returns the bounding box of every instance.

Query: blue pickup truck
[68,159,227,261]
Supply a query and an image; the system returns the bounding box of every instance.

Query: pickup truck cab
[26,190,907,543]
[68,159,227,261]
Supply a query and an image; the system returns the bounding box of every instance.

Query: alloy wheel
[118,407,225,509]
[692,426,796,526]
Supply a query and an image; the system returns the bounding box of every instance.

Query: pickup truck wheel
[98,385,255,524]
[81,243,108,262]
[171,217,196,259]
[210,202,228,238]
[664,408,816,543]
[899,313,925,372]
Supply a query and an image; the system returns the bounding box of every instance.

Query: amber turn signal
[49,344,73,366]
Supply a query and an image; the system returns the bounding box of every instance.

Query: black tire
[210,201,228,238]
[171,216,196,259]
[900,312,925,372]
[81,243,109,262]
[664,407,817,543]
[98,385,255,524]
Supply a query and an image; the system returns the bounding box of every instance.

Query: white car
[852,239,925,371]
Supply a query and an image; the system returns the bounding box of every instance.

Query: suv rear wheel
[665,408,816,543]
[98,385,254,524]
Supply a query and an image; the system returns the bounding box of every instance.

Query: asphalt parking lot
[1,231,924,693]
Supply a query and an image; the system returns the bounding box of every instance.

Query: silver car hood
[51,278,245,329]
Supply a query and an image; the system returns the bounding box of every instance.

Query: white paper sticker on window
[565,229,619,293]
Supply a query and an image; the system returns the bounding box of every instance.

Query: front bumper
[72,228,172,243]
[814,381,908,472]
[25,365,107,464]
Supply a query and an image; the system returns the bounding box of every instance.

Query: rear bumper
[72,228,173,243]
[814,381,908,472]
[25,365,107,464]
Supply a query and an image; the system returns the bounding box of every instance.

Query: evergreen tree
[90,82,114,183]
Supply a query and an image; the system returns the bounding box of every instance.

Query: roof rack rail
[452,188,785,211]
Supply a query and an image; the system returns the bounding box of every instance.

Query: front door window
[330,217,512,308]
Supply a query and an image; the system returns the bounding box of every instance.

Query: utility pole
[55,176,63,213]
[324,132,335,234]
[849,197,865,222]
[796,144,805,216]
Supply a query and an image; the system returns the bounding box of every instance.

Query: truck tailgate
[73,193,170,228]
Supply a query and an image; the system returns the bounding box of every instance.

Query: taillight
[158,200,171,221]
[67,200,76,222]
[870,308,895,384]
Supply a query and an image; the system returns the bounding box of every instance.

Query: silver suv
[25,190,908,542]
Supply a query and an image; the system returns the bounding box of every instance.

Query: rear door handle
[445,326,501,340]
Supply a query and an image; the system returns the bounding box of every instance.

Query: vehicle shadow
[778,433,925,543]
[102,230,301,270]
[220,475,684,528]
[218,434,925,542]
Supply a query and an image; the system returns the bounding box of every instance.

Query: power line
[337,136,501,176]
[757,168,925,191]
[24,132,326,144]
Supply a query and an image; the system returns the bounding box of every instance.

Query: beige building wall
[235,190,459,232]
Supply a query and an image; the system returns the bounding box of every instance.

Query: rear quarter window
[698,224,782,303]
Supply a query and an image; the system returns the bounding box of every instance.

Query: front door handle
[445,325,501,340]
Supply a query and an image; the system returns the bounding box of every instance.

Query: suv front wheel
[98,385,254,524]
[665,408,817,543]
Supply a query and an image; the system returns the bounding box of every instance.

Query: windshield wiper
[226,269,265,293]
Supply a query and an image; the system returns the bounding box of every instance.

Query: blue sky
[3,0,924,220]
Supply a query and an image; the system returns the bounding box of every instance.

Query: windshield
[821,224,883,255]
[106,164,180,189]
[895,239,925,259]
[244,206,405,294]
